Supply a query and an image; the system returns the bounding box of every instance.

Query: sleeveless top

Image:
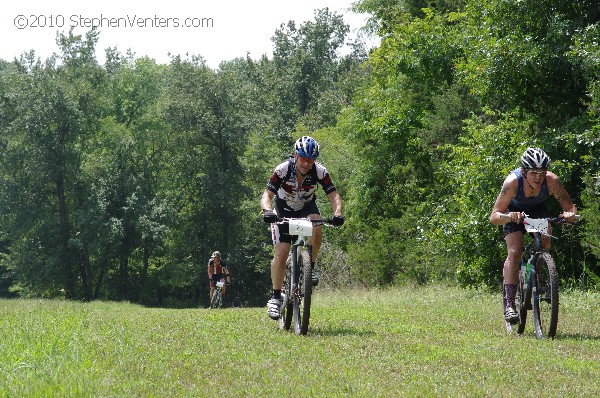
[508,168,549,211]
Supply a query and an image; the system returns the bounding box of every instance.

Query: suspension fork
[290,243,299,295]
[529,232,543,303]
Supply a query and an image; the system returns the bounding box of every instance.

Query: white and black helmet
[212,251,221,258]
[521,147,550,169]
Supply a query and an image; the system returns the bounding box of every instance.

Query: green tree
[271,8,352,132]
[163,56,252,306]
[0,30,106,298]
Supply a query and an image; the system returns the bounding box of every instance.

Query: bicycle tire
[294,249,312,335]
[279,255,293,331]
[533,252,559,339]
[210,289,221,309]
[516,270,530,335]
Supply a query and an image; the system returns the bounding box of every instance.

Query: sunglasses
[527,169,547,177]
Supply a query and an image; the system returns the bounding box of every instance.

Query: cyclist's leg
[503,228,524,320]
[541,225,552,250]
[307,213,323,262]
[209,280,215,301]
[268,238,290,320]
[268,218,292,292]
[503,231,523,284]
[306,214,322,286]
[271,242,291,291]
[220,277,226,296]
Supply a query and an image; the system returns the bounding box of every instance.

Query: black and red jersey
[266,157,336,212]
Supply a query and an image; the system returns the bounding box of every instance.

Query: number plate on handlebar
[288,219,313,236]
[216,281,225,288]
[524,217,549,235]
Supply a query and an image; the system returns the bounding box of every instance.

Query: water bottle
[519,259,526,285]
[524,259,531,288]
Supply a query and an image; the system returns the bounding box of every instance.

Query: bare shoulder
[545,171,563,192]
[500,173,518,197]
[546,171,574,207]
[491,173,517,214]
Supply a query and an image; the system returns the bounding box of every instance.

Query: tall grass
[1,285,599,397]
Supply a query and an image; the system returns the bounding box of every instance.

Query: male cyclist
[260,136,344,320]
[208,251,230,301]
[489,147,576,323]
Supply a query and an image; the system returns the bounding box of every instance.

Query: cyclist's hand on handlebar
[261,209,278,224]
[507,211,524,224]
[560,211,577,223]
[330,215,345,226]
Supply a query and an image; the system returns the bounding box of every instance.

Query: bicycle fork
[290,241,312,301]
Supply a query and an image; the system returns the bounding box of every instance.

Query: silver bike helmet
[521,147,550,169]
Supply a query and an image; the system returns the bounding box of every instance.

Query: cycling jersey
[208,259,227,276]
[266,157,336,212]
[508,168,549,211]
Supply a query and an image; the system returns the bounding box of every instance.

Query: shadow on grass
[310,326,376,337]
[553,332,600,341]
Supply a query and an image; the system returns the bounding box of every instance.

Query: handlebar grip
[499,213,511,219]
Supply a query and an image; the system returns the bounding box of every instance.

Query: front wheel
[516,268,530,335]
[293,249,312,335]
[279,255,293,331]
[210,289,222,309]
[533,252,559,339]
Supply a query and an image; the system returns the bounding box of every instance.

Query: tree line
[0,1,598,307]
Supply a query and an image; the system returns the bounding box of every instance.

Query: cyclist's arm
[261,189,275,212]
[489,175,520,225]
[224,266,231,283]
[208,262,213,280]
[327,190,342,216]
[546,172,577,221]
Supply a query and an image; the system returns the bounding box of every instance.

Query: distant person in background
[208,251,230,301]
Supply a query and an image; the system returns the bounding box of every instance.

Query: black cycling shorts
[210,274,225,287]
[502,204,549,237]
[271,200,320,244]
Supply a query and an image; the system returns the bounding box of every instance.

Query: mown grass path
[1,285,599,397]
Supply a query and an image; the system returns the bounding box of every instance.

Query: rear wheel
[293,249,313,335]
[279,255,293,331]
[533,252,559,339]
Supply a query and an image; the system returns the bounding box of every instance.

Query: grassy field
[1,285,599,397]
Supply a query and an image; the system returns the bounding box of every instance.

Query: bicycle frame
[278,217,329,335]
[210,281,225,309]
[503,214,578,338]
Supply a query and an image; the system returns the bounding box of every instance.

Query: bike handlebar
[276,217,337,226]
[499,213,580,223]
